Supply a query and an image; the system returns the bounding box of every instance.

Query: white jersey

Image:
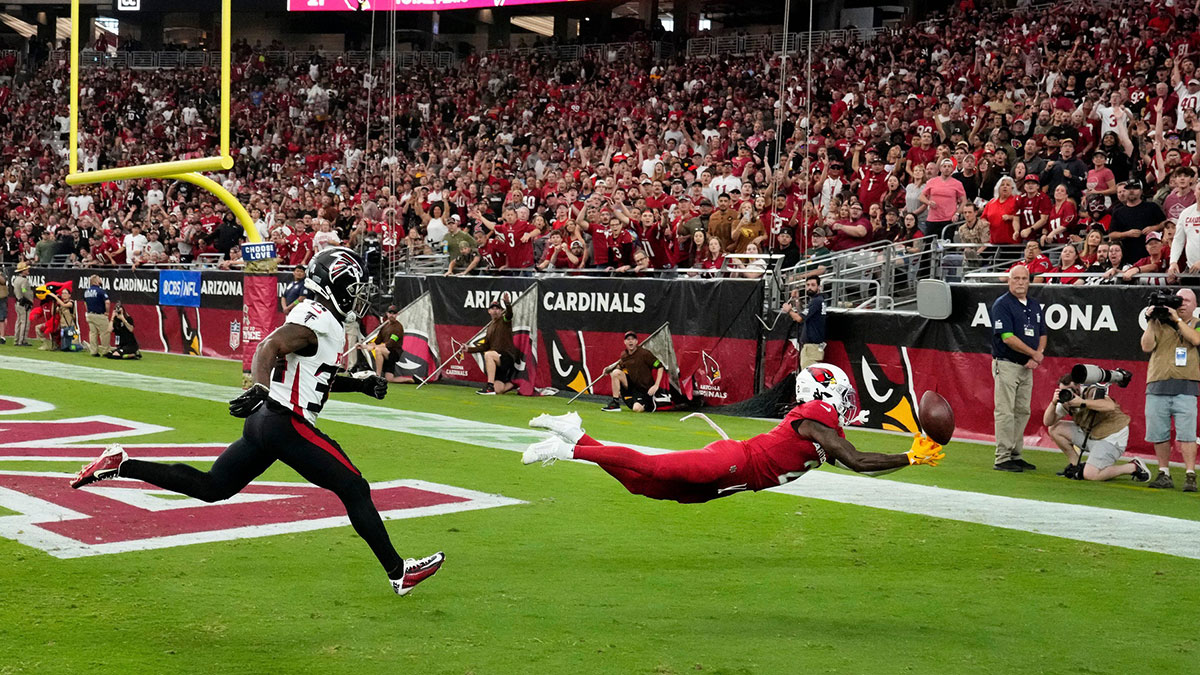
[269,300,346,423]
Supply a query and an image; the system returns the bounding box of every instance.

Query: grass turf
[1,344,1197,674]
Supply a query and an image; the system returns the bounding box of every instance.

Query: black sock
[387,561,406,580]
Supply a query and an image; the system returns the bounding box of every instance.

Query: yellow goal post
[64,0,266,247]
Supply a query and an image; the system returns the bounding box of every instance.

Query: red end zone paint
[6,474,466,544]
[0,401,526,558]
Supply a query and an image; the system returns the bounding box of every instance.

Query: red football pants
[572,434,750,503]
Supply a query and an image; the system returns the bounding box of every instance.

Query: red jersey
[287,232,313,266]
[1016,192,1052,233]
[478,237,507,270]
[496,220,538,268]
[1011,255,1053,276]
[741,401,843,491]
[633,219,676,269]
[857,169,889,207]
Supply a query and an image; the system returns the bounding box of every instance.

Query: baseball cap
[1125,178,1144,191]
[489,301,502,309]
[623,330,638,339]
[1189,77,1200,86]
[386,304,399,313]
[812,227,831,239]
[1023,174,1040,184]
[1146,231,1163,242]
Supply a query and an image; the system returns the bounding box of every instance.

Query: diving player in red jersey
[522,364,944,502]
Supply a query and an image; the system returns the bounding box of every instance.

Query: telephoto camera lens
[1071,364,1132,388]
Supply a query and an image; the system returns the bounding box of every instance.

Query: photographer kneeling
[1140,288,1200,490]
[105,303,141,360]
[1044,372,1151,482]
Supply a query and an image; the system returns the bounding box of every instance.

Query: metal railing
[53,49,454,70]
[686,27,887,58]
[485,41,672,62]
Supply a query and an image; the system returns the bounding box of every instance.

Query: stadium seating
[0,0,1189,292]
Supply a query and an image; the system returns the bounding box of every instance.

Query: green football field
[1,344,1197,675]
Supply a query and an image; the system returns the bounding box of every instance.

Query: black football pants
[119,402,404,575]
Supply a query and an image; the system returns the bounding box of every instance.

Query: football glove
[906,434,945,466]
[229,383,269,418]
[362,374,388,400]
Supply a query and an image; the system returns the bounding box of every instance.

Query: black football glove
[362,374,388,400]
[229,383,269,418]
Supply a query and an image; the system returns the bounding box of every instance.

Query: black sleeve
[330,375,367,393]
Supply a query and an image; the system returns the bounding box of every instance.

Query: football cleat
[70,444,127,489]
[529,411,585,444]
[391,551,445,596]
[1131,458,1151,483]
[522,437,575,466]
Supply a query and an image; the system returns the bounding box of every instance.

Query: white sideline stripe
[771,473,1200,560]
[3,355,1199,561]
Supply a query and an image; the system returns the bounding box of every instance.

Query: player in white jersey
[69,248,444,596]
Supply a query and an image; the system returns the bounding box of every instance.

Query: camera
[1147,289,1184,323]
[1057,388,1075,404]
[1070,363,1132,388]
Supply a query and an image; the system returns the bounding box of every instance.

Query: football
[918,391,955,445]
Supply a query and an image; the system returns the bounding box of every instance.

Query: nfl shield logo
[229,320,242,351]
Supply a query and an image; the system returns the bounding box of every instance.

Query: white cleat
[522,437,575,466]
[528,411,585,444]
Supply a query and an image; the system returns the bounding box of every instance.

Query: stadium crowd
[1,0,1199,283]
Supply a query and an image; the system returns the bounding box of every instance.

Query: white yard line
[3,354,1199,561]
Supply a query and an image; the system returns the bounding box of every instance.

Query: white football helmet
[794,363,861,426]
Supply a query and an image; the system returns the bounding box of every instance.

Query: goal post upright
[64,0,263,247]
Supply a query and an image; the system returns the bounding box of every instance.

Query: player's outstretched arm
[331,373,388,400]
[796,420,941,475]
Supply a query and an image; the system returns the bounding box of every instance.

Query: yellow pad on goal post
[64,0,266,247]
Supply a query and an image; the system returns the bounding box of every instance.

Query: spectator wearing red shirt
[1010,240,1054,280]
[905,132,938,179]
[597,216,636,270]
[480,208,540,269]
[1050,243,1086,285]
[830,203,871,251]
[474,229,508,271]
[762,192,797,249]
[1124,230,1169,282]
[1042,184,1079,247]
[857,156,889,208]
[983,177,1021,245]
[287,223,314,267]
[1016,175,1052,241]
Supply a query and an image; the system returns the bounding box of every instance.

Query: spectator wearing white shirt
[312,220,341,252]
[145,182,164,208]
[123,225,147,264]
[1169,182,1200,282]
[1092,91,1130,138]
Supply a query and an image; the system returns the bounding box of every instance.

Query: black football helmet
[304,247,372,321]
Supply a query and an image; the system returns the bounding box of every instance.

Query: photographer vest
[1147,320,1200,389]
[1072,400,1131,441]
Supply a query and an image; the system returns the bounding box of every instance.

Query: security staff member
[781,275,827,369]
[1140,288,1200,491]
[82,274,112,357]
[991,264,1046,472]
[602,331,667,413]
